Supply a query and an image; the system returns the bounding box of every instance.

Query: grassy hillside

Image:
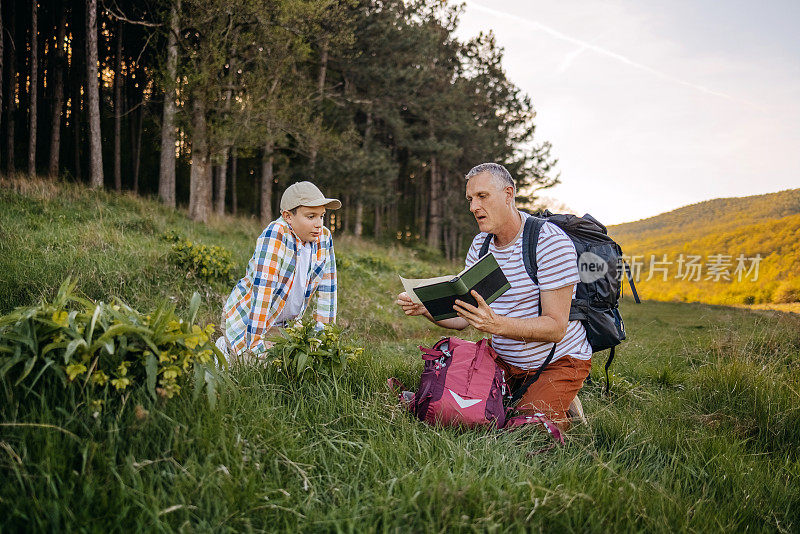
[607,188,800,307]
[609,188,800,247]
[2,178,799,532]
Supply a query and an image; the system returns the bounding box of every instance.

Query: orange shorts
[496,354,591,428]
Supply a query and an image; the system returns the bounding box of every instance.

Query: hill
[607,189,800,307]
[1,178,799,531]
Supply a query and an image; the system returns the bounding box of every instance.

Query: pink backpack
[389,337,564,444]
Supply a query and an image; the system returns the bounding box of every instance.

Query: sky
[454,0,800,225]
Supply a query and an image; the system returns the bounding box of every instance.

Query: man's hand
[453,290,503,335]
[395,292,432,320]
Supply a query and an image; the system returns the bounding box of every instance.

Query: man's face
[465,172,514,234]
[283,205,326,243]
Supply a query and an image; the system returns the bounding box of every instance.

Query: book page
[399,275,453,304]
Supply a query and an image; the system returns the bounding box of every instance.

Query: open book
[400,253,511,321]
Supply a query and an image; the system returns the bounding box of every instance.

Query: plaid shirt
[223,217,337,356]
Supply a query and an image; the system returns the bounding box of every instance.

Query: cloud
[467,1,760,108]
[556,45,588,75]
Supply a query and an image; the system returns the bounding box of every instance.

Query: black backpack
[479,210,640,397]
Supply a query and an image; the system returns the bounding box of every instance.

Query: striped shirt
[465,212,591,370]
[223,217,337,356]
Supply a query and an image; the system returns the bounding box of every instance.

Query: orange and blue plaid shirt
[223,217,337,356]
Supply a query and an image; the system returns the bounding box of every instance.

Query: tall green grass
[1,178,799,532]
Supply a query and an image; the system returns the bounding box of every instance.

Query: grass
[1,177,799,532]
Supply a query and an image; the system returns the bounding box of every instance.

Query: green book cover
[399,253,511,321]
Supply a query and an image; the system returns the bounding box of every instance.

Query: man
[396,163,590,429]
[217,181,340,362]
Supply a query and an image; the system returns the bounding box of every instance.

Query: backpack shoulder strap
[620,259,642,304]
[521,216,546,285]
[507,215,558,406]
[479,234,493,257]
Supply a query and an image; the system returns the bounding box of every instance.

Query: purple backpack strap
[504,413,565,446]
[387,377,406,392]
[420,337,451,361]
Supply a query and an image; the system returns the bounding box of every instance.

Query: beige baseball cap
[280,181,342,211]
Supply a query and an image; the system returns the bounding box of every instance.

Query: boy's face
[283,205,326,243]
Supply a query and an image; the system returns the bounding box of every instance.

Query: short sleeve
[536,223,579,291]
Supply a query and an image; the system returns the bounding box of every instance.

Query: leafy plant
[265,320,363,380]
[0,279,226,412]
[168,239,236,283]
[159,229,185,243]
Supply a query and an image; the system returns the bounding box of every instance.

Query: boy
[217,181,340,361]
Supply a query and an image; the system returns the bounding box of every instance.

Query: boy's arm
[246,226,287,354]
[314,229,337,325]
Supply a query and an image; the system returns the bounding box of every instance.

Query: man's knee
[516,356,591,426]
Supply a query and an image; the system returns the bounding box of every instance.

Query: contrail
[467,2,760,108]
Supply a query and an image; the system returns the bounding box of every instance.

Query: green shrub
[336,253,356,271]
[159,229,185,243]
[0,279,225,413]
[354,252,394,272]
[169,239,236,283]
[265,320,363,380]
[404,240,445,263]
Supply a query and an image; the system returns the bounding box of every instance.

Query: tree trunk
[215,149,229,216]
[416,173,427,240]
[0,0,3,172]
[188,98,212,222]
[427,156,441,249]
[159,0,180,206]
[342,194,350,233]
[260,140,274,226]
[132,105,142,193]
[374,202,382,239]
[72,69,81,180]
[86,0,103,188]
[354,201,363,237]
[231,149,237,216]
[308,37,329,171]
[5,4,18,175]
[317,37,329,95]
[47,4,67,178]
[215,53,235,216]
[354,108,372,238]
[27,0,38,177]
[69,4,83,181]
[210,166,216,206]
[443,224,451,260]
[113,22,123,191]
[387,171,398,233]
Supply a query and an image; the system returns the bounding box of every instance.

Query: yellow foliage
[610,198,800,305]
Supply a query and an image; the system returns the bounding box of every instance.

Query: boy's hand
[396,292,432,319]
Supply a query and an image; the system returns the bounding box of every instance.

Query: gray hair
[464,163,516,195]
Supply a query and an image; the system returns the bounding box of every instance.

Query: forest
[1,0,559,259]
